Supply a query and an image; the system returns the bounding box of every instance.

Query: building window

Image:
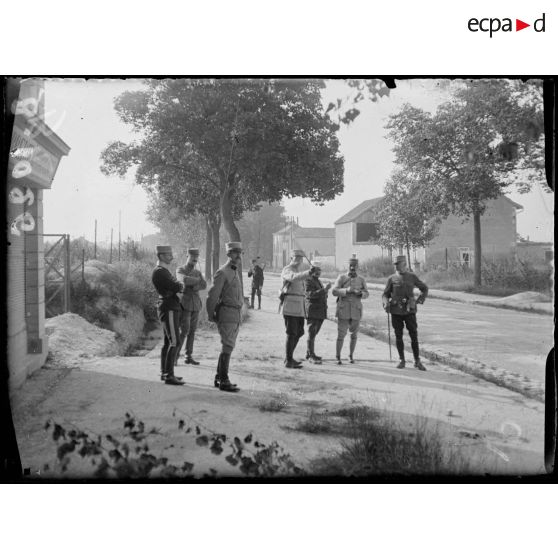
[355,222,379,243]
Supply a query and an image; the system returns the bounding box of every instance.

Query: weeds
[43,412,305,479]
[258,395,288,413]
[292,410,334,434]
[311,406,470,477]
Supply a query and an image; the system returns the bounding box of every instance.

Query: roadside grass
[308,406,471,477]
[258,394,289,412]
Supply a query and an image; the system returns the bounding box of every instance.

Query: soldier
[206,241,244,392]
[332,254,369,365]
[382,255,428,371]
[247,257,265,310]
[175,248,207,366]
[151,245,184,386]
[281,249,313,368]
[304,261,331,364]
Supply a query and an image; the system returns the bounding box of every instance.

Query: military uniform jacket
[383,272,428,315]
[152,265,182,312]
[304,276,328,320]
[332,274,369,320]
[247,264,264,288]
[176,264,206,312]
[281,264,311,317]
[206,261,244,323]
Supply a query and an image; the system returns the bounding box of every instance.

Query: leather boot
[218,353,239,392]
[336,338,344,364]
[257,294,261,310]
[285,336,302,368]
[349,337,357,363]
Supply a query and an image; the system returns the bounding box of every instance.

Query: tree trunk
[405,230,412,272]
[205,218,212,281]
[211,218,221,277]
[220,184,244,295]
[473,209,482,287]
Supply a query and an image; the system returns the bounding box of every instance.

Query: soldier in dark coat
[247,257,265,310]
[206,241,244,392]
[382,255,429,371]
[304,261,331,364]
[151,245,184,385]
[175,248,206,365]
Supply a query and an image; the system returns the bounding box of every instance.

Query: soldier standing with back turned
[382,255,428,371]
[247,257,265,309]
[304,261,331,364]
[175,248,206,366]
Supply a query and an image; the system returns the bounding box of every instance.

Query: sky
[43,78,554,243]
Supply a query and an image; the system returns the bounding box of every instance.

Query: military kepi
[226,241,243,252]
[311,260,322,268]
[188,248,200,256]
[291,249,305,257]
[156,245,172,254]
[348,253,358,265]
[394,255,407,265]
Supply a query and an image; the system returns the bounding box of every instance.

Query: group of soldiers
[151,242,429,392]
[279,250,428,370]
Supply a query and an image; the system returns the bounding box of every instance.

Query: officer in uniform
[332,254,369,364]
[247,257,265,310]
[151,245,184,385]
[281,249,313,368]
[304,261,331,364]
[175,248,207,365]
[382,255,428,371]
[206,241,244,392]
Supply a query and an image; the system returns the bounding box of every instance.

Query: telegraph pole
[118,210,121,262]
[94,219,97,259]
[110,228,113,264]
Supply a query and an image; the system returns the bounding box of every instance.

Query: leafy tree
[100,79,344,280]
[377,168,441,268]
[385,79,544,286]
[234,202,286,264]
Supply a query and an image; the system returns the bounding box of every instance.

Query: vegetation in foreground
[42,405,472,478]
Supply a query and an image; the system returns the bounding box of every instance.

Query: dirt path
[11,287,545,478]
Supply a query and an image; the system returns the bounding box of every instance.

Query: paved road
[261,274,552,385]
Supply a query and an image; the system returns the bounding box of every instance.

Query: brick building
[7,79,71,389]
[335,195,523,269]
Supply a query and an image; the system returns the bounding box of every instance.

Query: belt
[285,293,305,297]
[221,303,242,310]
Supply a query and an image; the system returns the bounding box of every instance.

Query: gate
[43,233,72,317]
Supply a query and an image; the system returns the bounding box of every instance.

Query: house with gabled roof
[334,195,523,270]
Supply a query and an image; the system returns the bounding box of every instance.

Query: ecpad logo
[468,13,546,37]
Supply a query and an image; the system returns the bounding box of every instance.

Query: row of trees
[375,80,546,285]
[101,78,393,278]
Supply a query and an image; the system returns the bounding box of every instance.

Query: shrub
[359,257,394,280]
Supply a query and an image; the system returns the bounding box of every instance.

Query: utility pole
[118,210,121,262]
[110,228,113,264]
[94,219,97,260]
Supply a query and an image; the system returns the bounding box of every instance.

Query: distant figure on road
[332,254,369,364]
[247,257,265,310]
[151,245,184,386]
[175,248,206,366]
[304,261,331,364]
[382,255,429,371]
[206,241,244,392]
[280,249,312,368]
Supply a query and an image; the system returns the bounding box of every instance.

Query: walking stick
[387,311,392,361]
